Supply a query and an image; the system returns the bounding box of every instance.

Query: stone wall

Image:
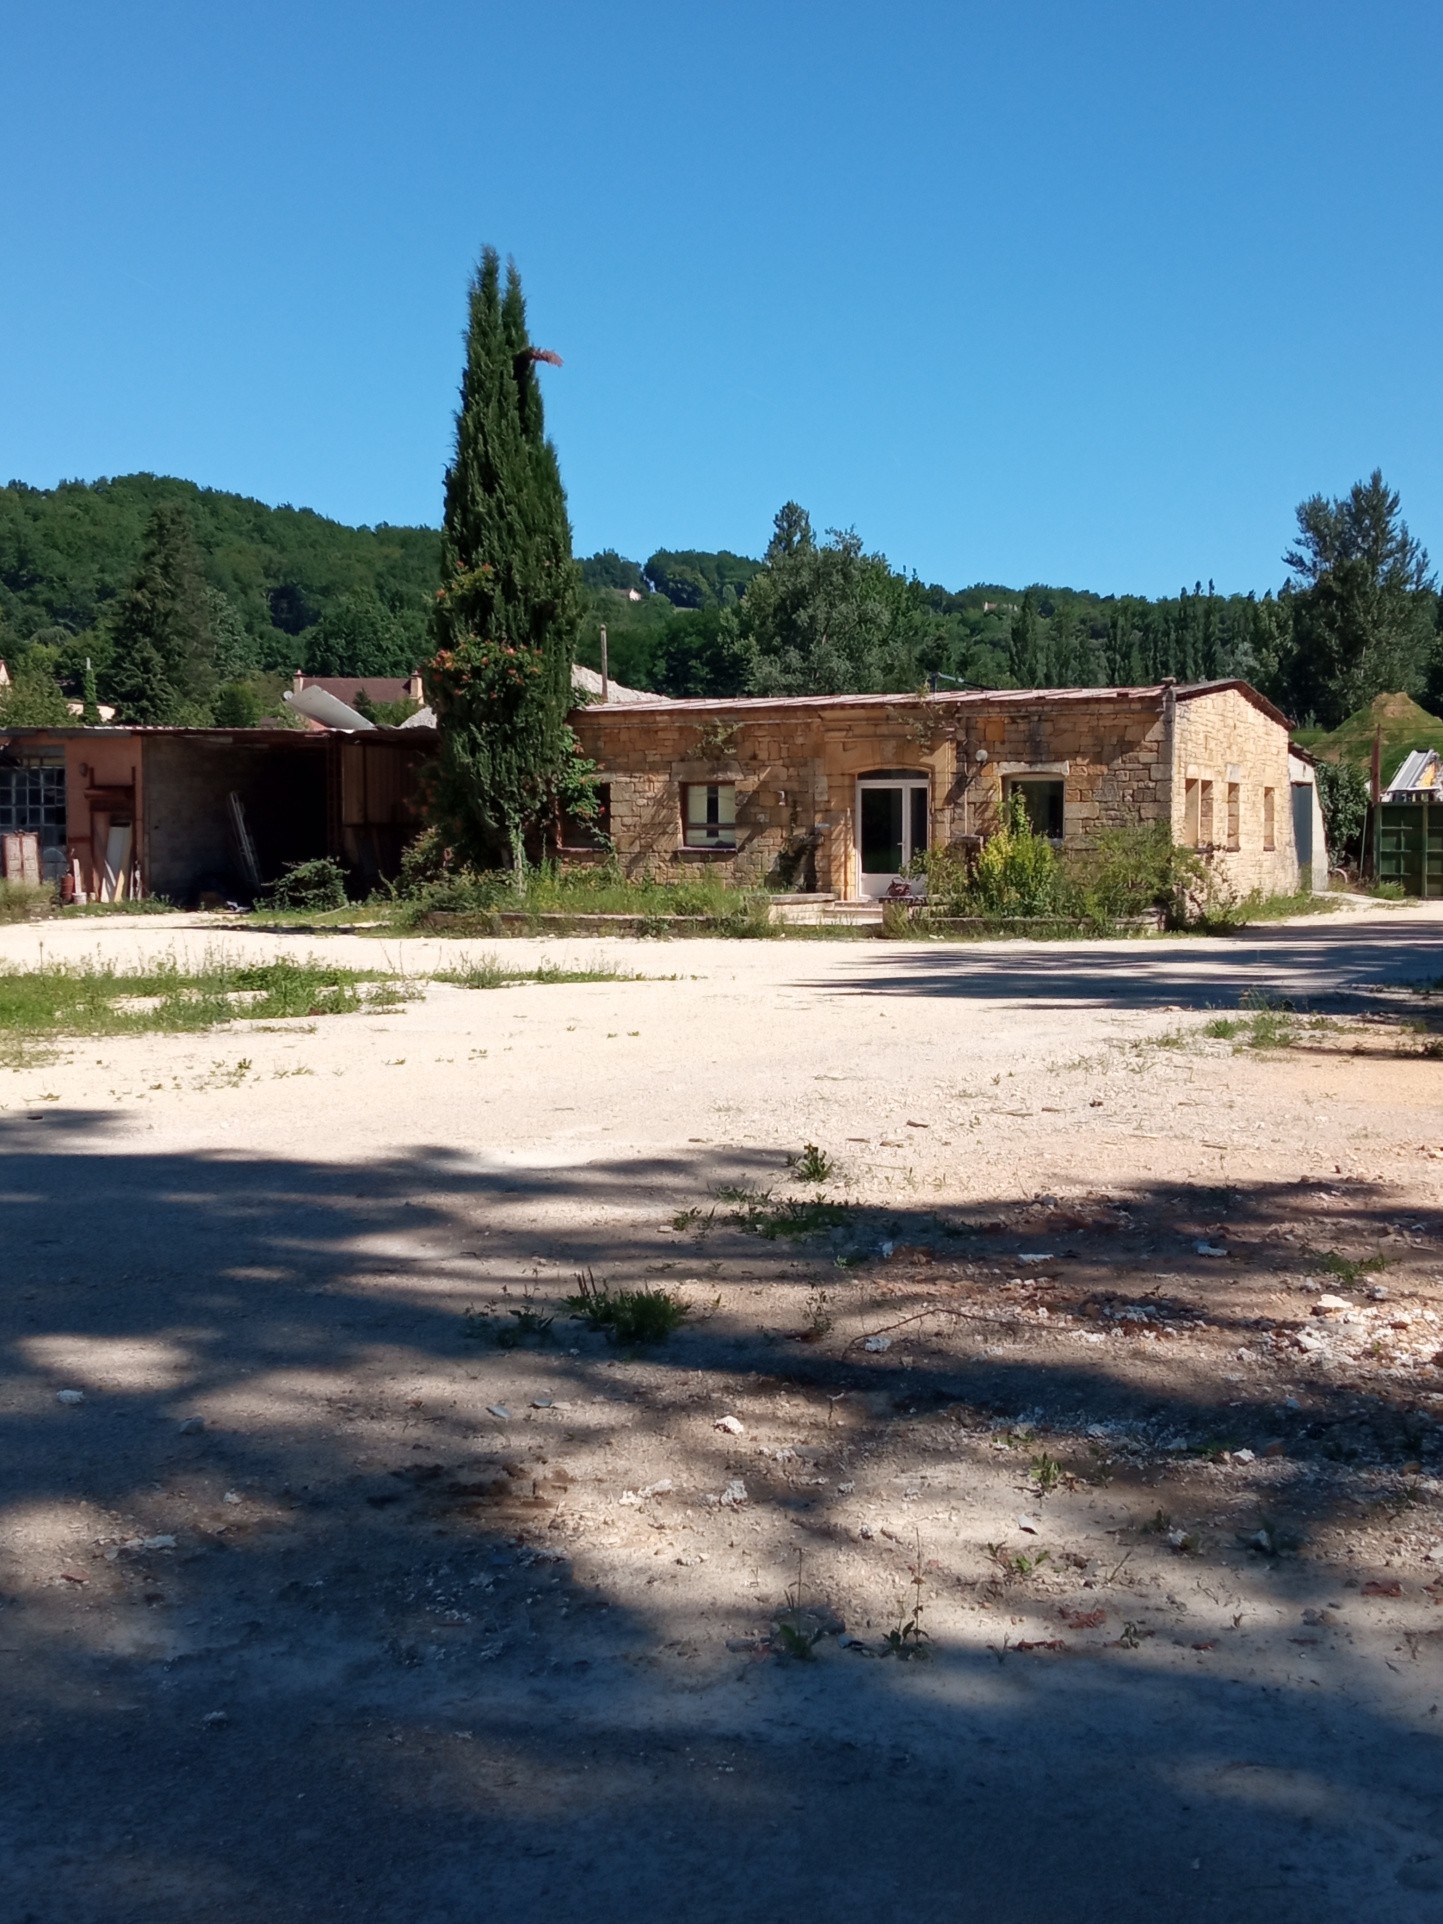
[573,691,1172,896]
[1171,686,1299,894]
[571,683,1297,900]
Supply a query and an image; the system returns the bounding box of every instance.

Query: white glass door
[856,777,929,898]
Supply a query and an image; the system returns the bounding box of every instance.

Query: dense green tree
[426,249,583,870]
[1007,591,1043,685]
[644,547,761,608]
[730,504,941,696]
[212,681,263,727]
[305,588,414,676]
[80,655,101,724]
[0,646,69,724]
[1279,471,1436,727]
[1313,759,1371,862]
[653,608,753,697]
[579,550,647,593]
[206,588,259,681]
[103,502,216,723]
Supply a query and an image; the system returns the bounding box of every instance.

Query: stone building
[568,679,1306,900]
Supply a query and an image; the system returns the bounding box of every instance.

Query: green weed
[718,1184,849,1241]
[0,951,411,1040]
[788,1142,836,1185]
[1319,1249,1387,1285]
[881,1538,931,1659]
[434,952,642,990]
[1029,1451,1064,1497]
[564,1268,689,1344]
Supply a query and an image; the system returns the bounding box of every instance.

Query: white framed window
[682,782,736,849]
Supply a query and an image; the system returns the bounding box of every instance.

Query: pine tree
[104,501,216,723]
[427,250,582,870]
[1007,591,1042,686]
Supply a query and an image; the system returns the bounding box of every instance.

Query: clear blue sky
[3,1,1440,596]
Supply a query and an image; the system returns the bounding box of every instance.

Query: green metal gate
[1379,799,1443,895]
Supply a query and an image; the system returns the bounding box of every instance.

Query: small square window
[683,782,736,849]
[1006,778,1064,840]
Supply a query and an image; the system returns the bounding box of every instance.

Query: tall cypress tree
[104,501,215,724]
[427,249,581,870]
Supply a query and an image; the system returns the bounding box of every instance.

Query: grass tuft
[0,950,413,1041]
[564,1268,689,1344]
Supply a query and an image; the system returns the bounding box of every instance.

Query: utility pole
[599,623,609,702]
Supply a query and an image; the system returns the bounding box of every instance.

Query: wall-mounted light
[975,748,989,766]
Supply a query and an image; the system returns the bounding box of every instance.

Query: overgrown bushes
[907,803,1212,929]
[390,847,774,935]
[259,857,350,912]
[0,881,57,924]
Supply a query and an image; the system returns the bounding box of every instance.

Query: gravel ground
[3,904,1443,1922]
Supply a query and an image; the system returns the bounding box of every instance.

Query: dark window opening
[560,782,611,850]
[1007,777,1064,840]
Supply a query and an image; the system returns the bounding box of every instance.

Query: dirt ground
[3,904,1443,1922]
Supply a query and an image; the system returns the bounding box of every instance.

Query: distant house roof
[1385,748,1443,798]
[570,663,666,704]
[293,673,423,705]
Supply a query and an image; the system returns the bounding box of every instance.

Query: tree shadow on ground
[3,1117,1442,1922]
[808,917,1443,1013]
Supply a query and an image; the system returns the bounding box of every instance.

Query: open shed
[0,723,435,904]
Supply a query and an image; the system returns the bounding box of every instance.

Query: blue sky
[3,1,1440,596]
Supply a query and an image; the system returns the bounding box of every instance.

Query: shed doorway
[855,771,929,898]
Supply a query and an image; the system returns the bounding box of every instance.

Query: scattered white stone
[1017,1516,1042,1533]
[55,1389,85,1405]
[222,1491,242,1505]
[836,1480,855,1493]
[1195,1242,1227,1258]
[620,1481,672,1507]
[718,1479,748,1507]
[714,1415,745,1435]
[1232,1448,1256,1464]
[863,1335,892,1353]
[126,1535,177,1552]
[201,1710,229,1729]
[1017,1253,1055,1264]
[530,1397,554,1409]
[178,1416,205,1434]
[1314,1294,1351,1314]
[486,1405,512,1420]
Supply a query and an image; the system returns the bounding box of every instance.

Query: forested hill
[2,473,1437,735]
[0,473,441,678]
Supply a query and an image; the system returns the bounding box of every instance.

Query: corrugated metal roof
[0,724,437,743]
[1385,748,1442,796]
[573,677,1290,727]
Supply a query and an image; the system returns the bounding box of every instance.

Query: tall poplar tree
[103,501,215,724]
[427,249,582,870]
